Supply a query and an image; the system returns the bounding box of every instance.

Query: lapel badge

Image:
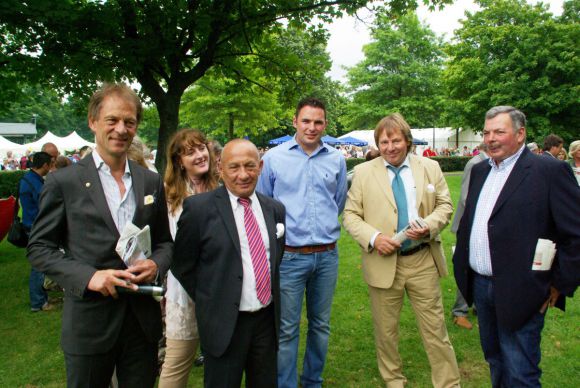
[85,182,91,188]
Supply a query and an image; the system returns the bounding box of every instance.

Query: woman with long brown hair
[159,129,218,387]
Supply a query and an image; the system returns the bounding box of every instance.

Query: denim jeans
[30,268,48,310]
[277,247,338,388]
[472,273,545,388]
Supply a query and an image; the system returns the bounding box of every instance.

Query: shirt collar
[488,144,525,170]
[383,154,411,170]
[287,135,330,156]
[227,189,260,210]
[92,150,131,175]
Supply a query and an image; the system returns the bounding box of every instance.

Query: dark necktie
[388,165,410,250]
[238,198,271,305]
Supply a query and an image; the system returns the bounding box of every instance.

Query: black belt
[400,242,430,256]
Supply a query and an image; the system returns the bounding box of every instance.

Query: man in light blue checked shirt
[257,97,347,388]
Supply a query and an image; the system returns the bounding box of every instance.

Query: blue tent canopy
[268,135,292,145]
[338,136,368,146]
[321,135,342,145]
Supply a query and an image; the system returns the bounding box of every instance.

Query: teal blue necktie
[388,165,410,250]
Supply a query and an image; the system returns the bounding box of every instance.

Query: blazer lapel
[409,155,425,210]
[130,161,145,227]
[491,149,532,218]
[77,156,119,238]
[371,157,397,209]
[215,186,242,256]
[466,163,491,227]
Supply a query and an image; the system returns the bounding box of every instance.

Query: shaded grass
[0,175,578,387]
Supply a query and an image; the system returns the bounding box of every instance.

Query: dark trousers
[473,273,545,388]
[204,304,277,388]
[64,307,158,388]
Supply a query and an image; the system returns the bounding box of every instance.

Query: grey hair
[485,106,526,132]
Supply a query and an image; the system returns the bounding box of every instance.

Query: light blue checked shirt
[257,136,347,246]
[92,151,136,234]
[469,145,525,275]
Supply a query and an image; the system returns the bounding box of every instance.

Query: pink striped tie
[238,198,271,305]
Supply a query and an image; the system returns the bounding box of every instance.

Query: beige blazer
[343,155,453,289]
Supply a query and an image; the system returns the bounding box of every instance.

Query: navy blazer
[171,186,286,358]
[453,147,580,331]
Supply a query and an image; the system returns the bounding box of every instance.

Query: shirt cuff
[369,231,380,249]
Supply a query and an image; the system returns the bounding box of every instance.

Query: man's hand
[127,259,158,284]
[374,234,401,256]
[87,269,138,298]
[540,286,560,314]
[405,220,430,240]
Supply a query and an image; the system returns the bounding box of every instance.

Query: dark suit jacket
[171,186,286,358]
[27,156,173,354]
[454,147,580,330]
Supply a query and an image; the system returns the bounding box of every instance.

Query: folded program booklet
[531,238,556,271]
[116,223,152,267]
[392,218,428,245]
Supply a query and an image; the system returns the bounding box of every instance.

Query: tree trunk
[154,94,182,175]
[228,112,235,141]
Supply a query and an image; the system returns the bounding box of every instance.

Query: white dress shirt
[92,151,136,233]
[469,145,525,275]
[227,190,271,312]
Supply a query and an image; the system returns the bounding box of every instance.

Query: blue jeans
[472,273,545,388]
[30,268,48,310]
[277,247,338,388]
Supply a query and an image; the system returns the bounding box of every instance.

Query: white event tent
[0,135,27,156]
[24,131,95,153]
[340,128,483,153]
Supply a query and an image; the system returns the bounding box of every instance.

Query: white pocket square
[426,184,436,193]
[276,223,285,239]
[144,195,155,205]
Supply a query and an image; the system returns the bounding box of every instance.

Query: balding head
[220,139,262,198]
[41,142,59,171]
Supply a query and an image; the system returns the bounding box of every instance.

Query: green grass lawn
[1,175,578,387]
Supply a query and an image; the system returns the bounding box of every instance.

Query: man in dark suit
[172,139,286,388]
[27,83,173,388]
[453,106,580,387]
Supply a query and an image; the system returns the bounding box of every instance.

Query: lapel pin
[85,182,91,188]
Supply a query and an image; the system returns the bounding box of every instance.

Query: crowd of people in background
[2,82,578,388]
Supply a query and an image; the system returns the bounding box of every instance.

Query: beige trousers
[368,249,460,388]
[158,338,200,388]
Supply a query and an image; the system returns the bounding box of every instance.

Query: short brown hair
[373,113,413,152]
[87,83,143,123]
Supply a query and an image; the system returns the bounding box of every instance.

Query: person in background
[79,145,92,159]
[450,143,489,330]
[343,113,460,388]
[55,155,72,169]
[557,147,568,161]
[21,151,53,312]
[568,140,580,185]
[542,134,563,158]
[41,142,59,171]
[454,106,580,387]
[158,129,219,387]
[526,142,542,155]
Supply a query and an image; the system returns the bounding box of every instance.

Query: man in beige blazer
[343,113,460,388]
